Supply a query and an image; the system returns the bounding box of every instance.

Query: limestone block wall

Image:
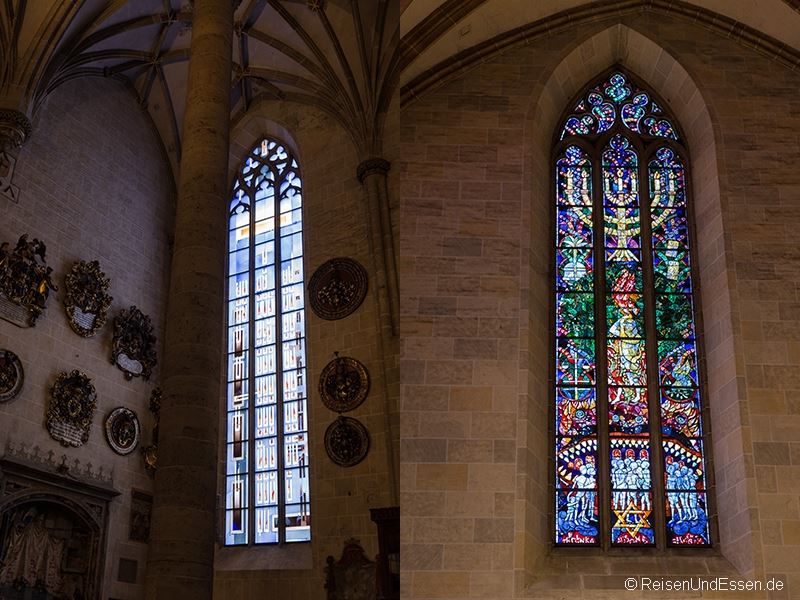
[0,77,175,599]
[212,102,399,599]
[400,10,800,599]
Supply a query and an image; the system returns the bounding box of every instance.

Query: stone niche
[0,443,118,600]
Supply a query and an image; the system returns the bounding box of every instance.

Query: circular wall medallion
[324,416,370,467]
[0,349,23,402]
[319,355,369,413]
[105,407,141,455]
[308,258,368,320]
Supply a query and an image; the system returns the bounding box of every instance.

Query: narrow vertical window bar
[247,154,258,545]
[274,153,287,544]
[591,146,609,549]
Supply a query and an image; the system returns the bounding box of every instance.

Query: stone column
[358,158,399,503]
[145,1,232,598]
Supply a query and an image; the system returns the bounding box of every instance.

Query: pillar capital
[357,157,390,183]
[0,109,32,150]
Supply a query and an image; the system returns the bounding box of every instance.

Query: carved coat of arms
[0,234,58,327]
[111,306,157,380]
[63,260,113,337]
[46,370,97,447]
[0,349,24,402]
[308,258,368,320]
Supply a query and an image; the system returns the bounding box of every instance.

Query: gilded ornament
[324,416,370,467]
[63,260,113,337]
[141,387,161,474]
[0,234,57,327]
[0,349,24,402]
[105,407,141,455]
[111,306,157,380]
[46,370,97,447]
[308,258,368,320]
[319,352,369,413]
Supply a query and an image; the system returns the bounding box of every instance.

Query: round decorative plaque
[319,354,369,413]
[0,349,23,403]
[324,416,370,467]
[105,407,141,455]
[308,258,368,320]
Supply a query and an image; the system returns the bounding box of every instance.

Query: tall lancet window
[554,71,710,547]
[226,138,310,545]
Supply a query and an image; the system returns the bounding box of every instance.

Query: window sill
[524,547,740,595]
[214,542,312,572]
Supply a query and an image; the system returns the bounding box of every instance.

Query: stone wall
[401,10,800,599]
[0,77,175,599]
[212,100,399,599]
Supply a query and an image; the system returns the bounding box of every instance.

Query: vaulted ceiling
[0,0,399,175]
[401,0,800,102]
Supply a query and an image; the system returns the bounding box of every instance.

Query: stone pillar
[145,1,233,598]
[358,158,398,336]
[358,158,399,503]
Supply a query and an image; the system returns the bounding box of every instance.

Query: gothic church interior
[1,0,800,599]
[400,0,800,598]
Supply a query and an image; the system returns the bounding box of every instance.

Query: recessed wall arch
[518,22,755,589]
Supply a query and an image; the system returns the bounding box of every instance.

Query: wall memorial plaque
[0,349,23,402]
[324,416,370,467]
[319,353,369,413]
[308,258,368,320]
[105,407,140,455]
[129,490,153,543]
[0,234,57,327]
[46,370,97,447]
[112,306,157,380]
[63,260,113,337]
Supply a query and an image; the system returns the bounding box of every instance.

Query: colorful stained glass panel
[604,207,641,255]
[652,208,689,248]
[557,387,597,436]
[557,338,596,386]
[557,249,593,291]
[649,148,686,208]
[660,388,702,439]
[610,438,654,545]
[665,492,710,545]
[656,294,695,340]
[556,490,599,544]
[556,293,595,338]
[557,207,593,247]
[653,249,692,293]
[608,387,649,435]
[607,339,647,387]
[606,293,645,337]
[605,252,642,291]
[663,438,705,488]
[658,340,699,387]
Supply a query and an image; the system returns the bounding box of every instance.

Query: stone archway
[518,21,753,588]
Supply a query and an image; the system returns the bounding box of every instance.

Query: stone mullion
[145,0,233,598]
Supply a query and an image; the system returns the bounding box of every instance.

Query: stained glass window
[554,72,709,548]
[226,138,310,545]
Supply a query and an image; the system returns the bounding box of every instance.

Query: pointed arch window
[554,71,710,547]
[225,138,310,545]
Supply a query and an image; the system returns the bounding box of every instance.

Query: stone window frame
[549,66,719,552]
[220,134,312,550]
